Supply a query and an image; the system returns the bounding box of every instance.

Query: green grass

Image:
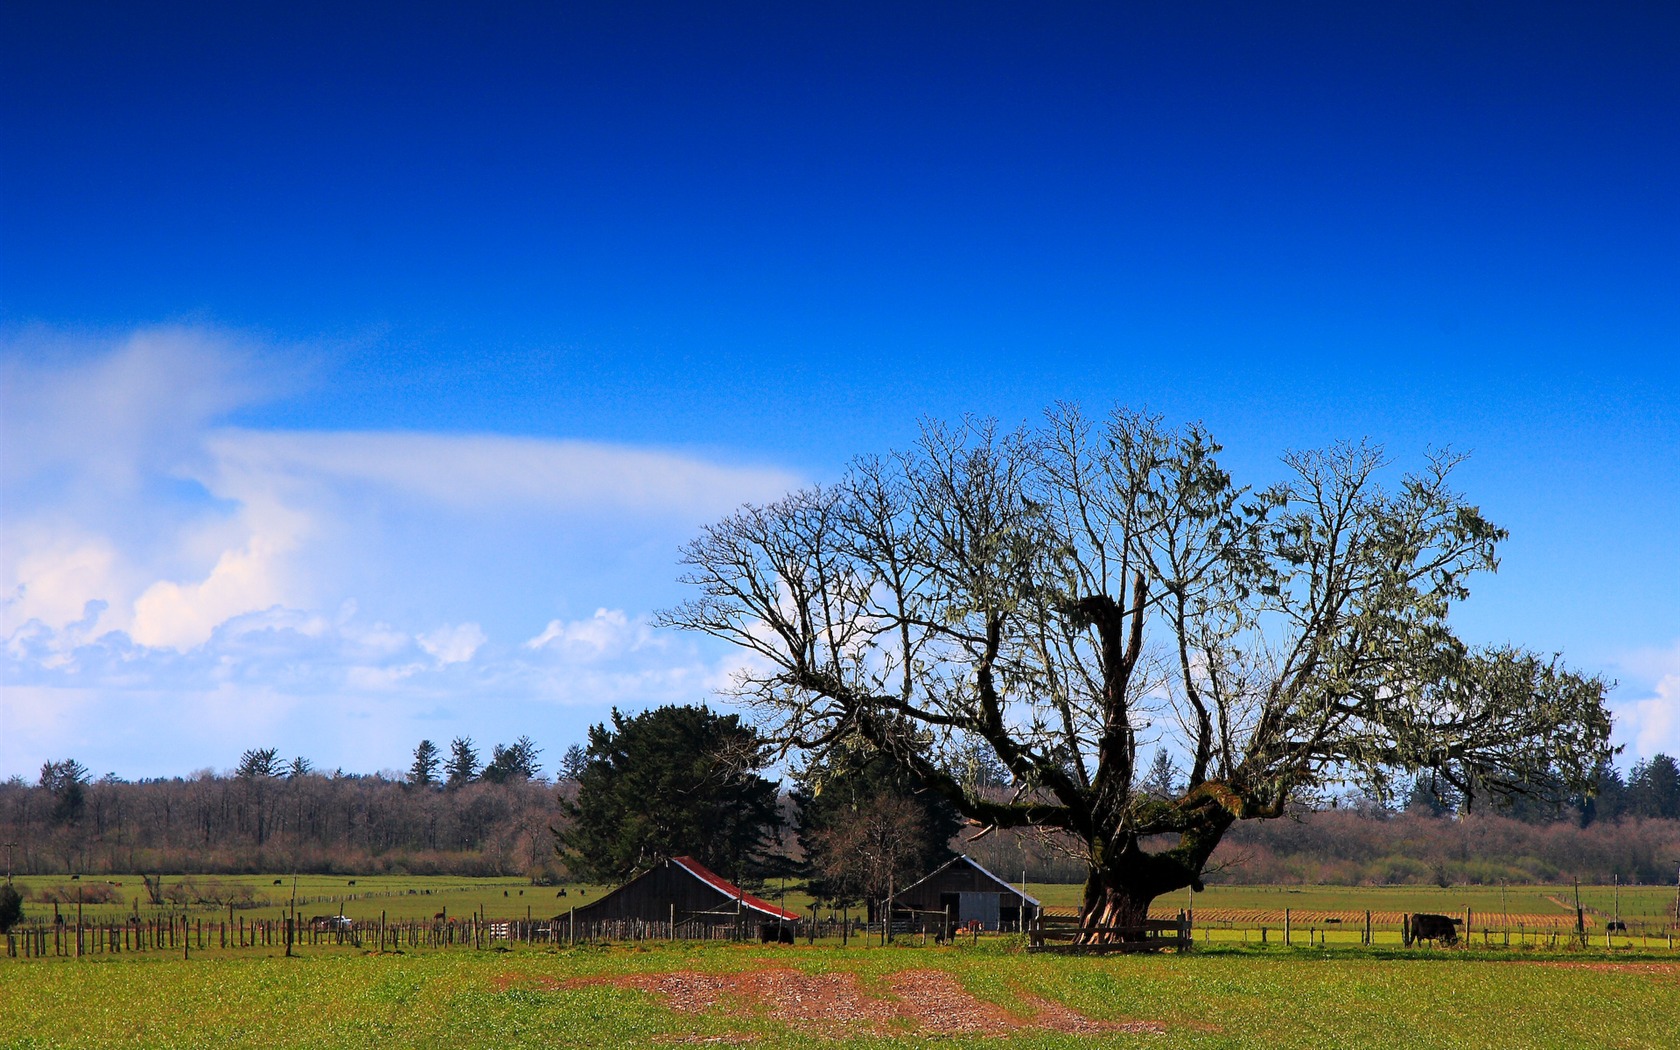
[8,873,615,924]
[16,873,1675,933]
[1025,881,1679,921]
[3,940,1678,1049]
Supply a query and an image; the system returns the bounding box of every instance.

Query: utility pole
[286,872,299,957]
[2,841,16,883]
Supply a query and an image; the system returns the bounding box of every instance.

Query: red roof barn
[572,855,800,929]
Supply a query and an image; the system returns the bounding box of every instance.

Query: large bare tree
[659,407,1613,939]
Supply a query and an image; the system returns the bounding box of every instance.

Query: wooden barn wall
[571,864,738,923]
[895,865,1033,912]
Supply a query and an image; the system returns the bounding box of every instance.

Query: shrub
[32,882,122,905]
[0,883,23,932]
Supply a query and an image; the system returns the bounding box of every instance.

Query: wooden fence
[3,914,574,958]
[1028,914,1192,954]
[1,910,816,959]
[8,906,1677,960]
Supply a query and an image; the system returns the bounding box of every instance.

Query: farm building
[571,855,801,936]
[888,855,1040,932]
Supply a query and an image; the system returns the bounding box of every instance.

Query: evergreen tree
[481,735,542,783]
[1628,754,1680,819]
[1404,772,1459,817]
[409,740,441,786]
[558,744,588,781]
[1577,757,1626,826]
[445,737,479,787]
[1141,750,1179,800]
[560,705,780,884]
[39,759,90,825]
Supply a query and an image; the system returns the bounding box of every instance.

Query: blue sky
[3,2,1677,779]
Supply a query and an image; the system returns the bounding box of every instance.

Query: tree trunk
[1075,880,1155,940]
[1074,828,1219,944]
[1078,878,1157,943]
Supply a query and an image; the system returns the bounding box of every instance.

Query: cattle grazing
[1606,921,1627,932]
[758,923,796,944]
[1405,913,1462,946]
[273,879,283,886]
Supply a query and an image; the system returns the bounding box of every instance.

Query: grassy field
[7,873,612,925]
[1028,881,1679,925]
[3,939,1678,1049]
[15,873,1676,928]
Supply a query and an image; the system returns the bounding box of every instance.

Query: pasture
[3,939,1678,1049]
[10,875,1676,954]
[15,873,1675,925]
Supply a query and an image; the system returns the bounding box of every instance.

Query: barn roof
[670,856,801,921]
[578,855,801,923]
[899,854,1041,906]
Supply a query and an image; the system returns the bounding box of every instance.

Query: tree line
[5,735,573,879]
[6,707,1675,895]
[553,704,1680,905]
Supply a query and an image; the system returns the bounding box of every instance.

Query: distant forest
[4,747,1677,887]
[7,741,573,879]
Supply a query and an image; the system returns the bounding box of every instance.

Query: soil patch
[1529,962,1680,979]
[545,966,1166,1038]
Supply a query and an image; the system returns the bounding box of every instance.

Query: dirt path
[524,966,1172,1039]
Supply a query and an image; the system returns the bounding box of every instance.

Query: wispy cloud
[204,428,798,520]
[1608,639,1680,762]
[1,326,800,776]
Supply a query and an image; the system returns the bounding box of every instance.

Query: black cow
[1606,921,1627,932]
[758,923,796,944]
[1406,913,1462,946]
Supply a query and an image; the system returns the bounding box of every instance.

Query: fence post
[1284,909,1290,947]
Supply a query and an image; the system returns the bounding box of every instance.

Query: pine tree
[409,740,441,786]
[560,705,780,883]
[446,737,479,788]
[481,736,542,783]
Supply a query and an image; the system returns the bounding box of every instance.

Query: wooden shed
[890,855,1040,932]
[572,855,800,932]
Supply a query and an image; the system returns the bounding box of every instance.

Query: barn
[890,855,1041,932]
[572,855,801,936]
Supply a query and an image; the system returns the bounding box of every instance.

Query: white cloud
[201,428,798,520]
[1,325,798,776]
[1,530,124,637]
[1609,639,1680,762]
[525,607,649,659]
[417,622,487,665]
[0,325,274,495]
[130,518,309,649]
